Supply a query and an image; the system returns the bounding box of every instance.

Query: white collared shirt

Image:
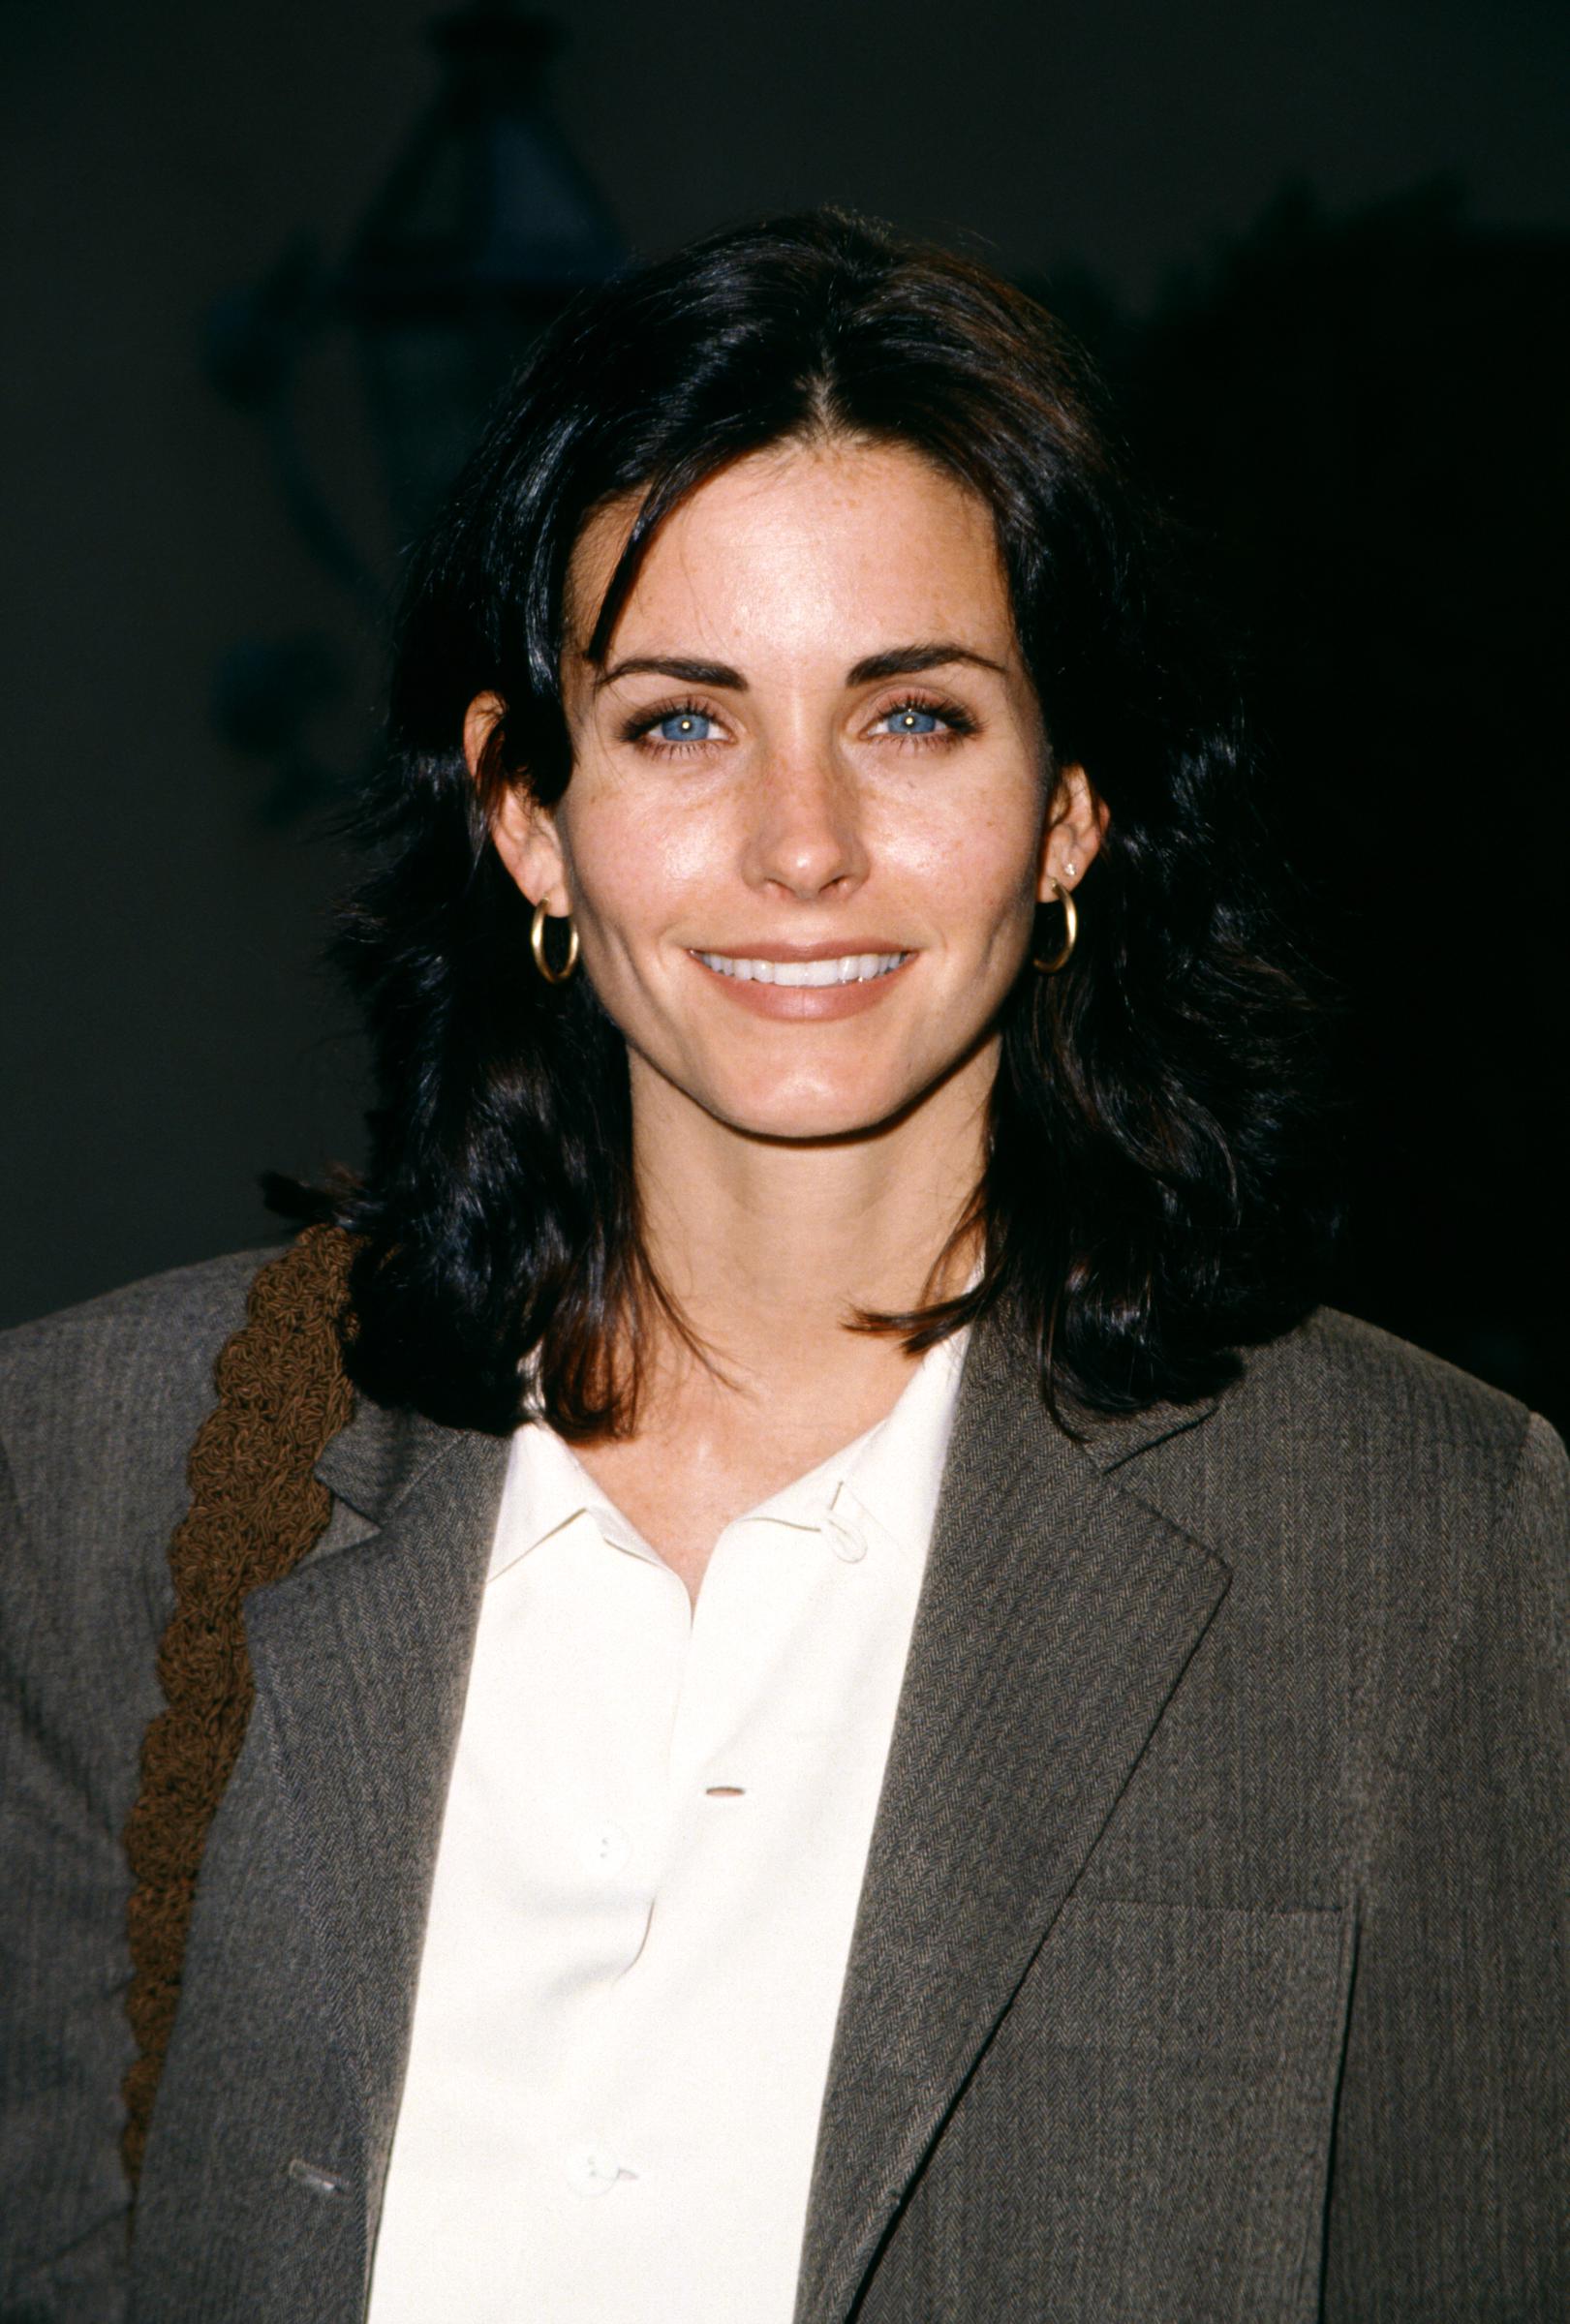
[366,1331,967,2324]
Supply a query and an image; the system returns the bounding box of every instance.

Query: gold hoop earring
[1032,879,1078,973]
[530,898,579,985]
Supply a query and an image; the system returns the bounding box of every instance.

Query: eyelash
[877,692,978,747]
[620,690,978,757]
[620,698,723,756]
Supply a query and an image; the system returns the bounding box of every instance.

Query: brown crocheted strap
[120,1224,358,2189]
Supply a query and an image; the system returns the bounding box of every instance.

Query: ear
[464,691,570,913]
[1037,762,1109,901]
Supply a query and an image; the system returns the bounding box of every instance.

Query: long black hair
[321,207,1333,1436]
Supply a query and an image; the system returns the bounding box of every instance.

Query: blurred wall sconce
[207,2,624,823]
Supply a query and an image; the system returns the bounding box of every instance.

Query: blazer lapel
[795,1322,1231,2324]
[241,1397,509,2193]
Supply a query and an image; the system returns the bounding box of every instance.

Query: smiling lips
[690,945,914,1019]
[695,950,907,987]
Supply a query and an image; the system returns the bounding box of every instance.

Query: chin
[710,1073,926,1145]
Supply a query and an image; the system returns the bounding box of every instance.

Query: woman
[2,210,1564,2323]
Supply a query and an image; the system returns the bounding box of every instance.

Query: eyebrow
[591,641,1007,694]
[593,655,744,694]
[846,642,1007,686]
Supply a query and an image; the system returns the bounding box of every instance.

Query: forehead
[566,438,1014,669]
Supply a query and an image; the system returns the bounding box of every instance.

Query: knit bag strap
[120,1223,358,2189]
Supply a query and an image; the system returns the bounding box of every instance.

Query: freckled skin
[484,439,1102,1148]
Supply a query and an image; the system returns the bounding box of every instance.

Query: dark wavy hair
[318,206,1332,1437]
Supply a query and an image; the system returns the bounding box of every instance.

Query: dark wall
[4,0,1567,1417]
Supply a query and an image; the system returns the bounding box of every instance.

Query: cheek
[555,788,735,959]
[877,780,1046,922]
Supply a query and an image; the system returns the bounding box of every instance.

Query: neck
[628,1043,993,1407]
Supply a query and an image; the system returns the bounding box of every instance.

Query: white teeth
[696,951,907,987]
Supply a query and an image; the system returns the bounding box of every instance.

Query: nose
[739,746,869,902]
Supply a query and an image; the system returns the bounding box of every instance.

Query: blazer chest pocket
[901,1898,1353,2324]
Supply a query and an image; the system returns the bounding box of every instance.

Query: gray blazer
[2,1247,1566,2322]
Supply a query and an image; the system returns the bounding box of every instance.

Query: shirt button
[582,1820,631,1875]
[565,2143,623,2197]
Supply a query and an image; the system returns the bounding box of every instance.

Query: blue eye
[655,709,714,743]
[886,703,941,735]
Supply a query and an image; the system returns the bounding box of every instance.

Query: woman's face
[478,437,1103,1145]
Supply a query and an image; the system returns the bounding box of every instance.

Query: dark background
[4,0,1567,1424]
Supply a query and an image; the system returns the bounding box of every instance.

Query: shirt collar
[739,1326,968,1566]
[489,1327,970,1586]
[488,1421,655,1583]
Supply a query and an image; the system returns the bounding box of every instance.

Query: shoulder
[1239,1304,1535,1476]
[0,1244,284,1532]
[1123,1305,1563,1568]
[0,1246,294,1833]
[0,1242,278,1375]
